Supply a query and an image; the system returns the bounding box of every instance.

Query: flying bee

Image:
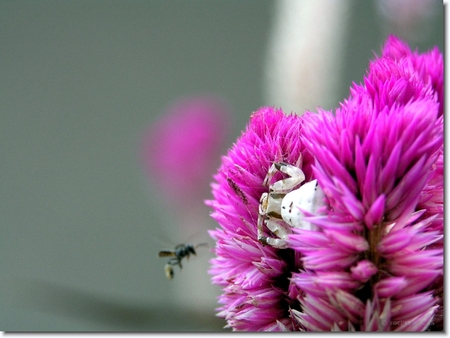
[158,243,208,280]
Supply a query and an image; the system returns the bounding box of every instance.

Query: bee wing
[158,251,176,257]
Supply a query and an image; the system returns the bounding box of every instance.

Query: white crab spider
[257,161,325,249]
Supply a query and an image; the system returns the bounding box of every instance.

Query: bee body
[158,243,207,280]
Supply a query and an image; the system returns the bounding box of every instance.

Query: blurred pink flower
[207,36,443,331]
[140,96,232,208]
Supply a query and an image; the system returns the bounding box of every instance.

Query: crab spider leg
[260,192,284,216]
[265,162,305,193]
[265,218,291,239]
[264,237,288,249]
[263,162,279,186]
[264,162,304,188]
[257,214,289,249]
[257,213,269,245]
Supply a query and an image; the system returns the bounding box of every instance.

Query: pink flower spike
[350,260,378,283]
[363,194,385,230]
[388,249,443,273]
[381,35,413,59]
[395,272,442,298]
[288,228,337,249]
[323,229,369,252]
[297,295,346,330]
[301,249,358,270]
[393,306,438,332]
[381,35,444,117]
[390,292,436,320]
[291,271,360,297]
[363,297,391,331]
[327,289,365,324]
[377,227,414,256]
[374,277,408,298]
[207,107,313,330]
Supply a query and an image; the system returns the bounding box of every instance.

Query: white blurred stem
[264,0,351,114]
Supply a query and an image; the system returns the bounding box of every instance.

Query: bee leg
[164,264,174,280]
[169,257,182,269]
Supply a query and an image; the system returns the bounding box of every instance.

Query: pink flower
[292,97,443,331]
[207,36,443,331]
[348,35,444,117]
[139,96,231,208]
[289,36,443,331]
[207,107,313,331]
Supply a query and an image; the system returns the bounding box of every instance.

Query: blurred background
[1,0,444,332]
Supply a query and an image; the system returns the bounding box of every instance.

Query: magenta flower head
[207,107,314,330]
[349,35,444,117]
[294,98,443,331]
[207,36,443,331]
[289,36,443,331]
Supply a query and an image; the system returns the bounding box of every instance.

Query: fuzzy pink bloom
[289,36,443,331]
[140,96,231,207]
[349,35,444,117]
[207,36,443,331]
[207,107,313,331]
[292,98,443,331]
